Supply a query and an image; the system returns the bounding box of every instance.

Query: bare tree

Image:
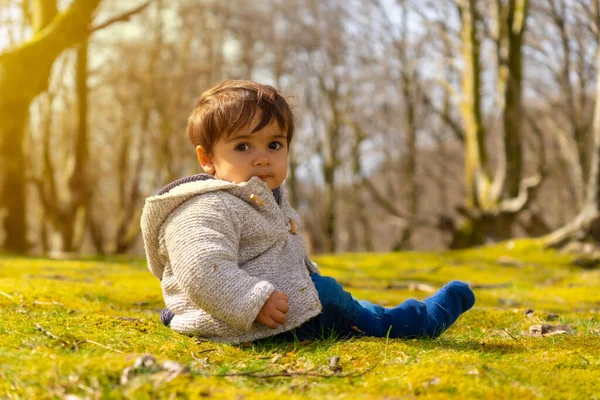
[544,1,600,246]
[0,0,103,253]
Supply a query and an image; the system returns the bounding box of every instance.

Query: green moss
[1,245,599,398]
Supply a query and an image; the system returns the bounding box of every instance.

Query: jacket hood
[141,174,283,280]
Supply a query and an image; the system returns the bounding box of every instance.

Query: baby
[141,80,475,343]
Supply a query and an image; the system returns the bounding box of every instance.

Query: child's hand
[256,290,289,329]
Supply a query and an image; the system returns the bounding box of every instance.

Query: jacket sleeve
[162,193,275,332]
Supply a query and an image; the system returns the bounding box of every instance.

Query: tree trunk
[0,0,102,253]
[319,78,342,253]
[0,104,29,253]
[395,4,418,251]
[544,44,600,246]
[450,0,535,248]
[350,123,373,252]
[458,0,490,211]
[497,0,527,198]
[63,36,91,253]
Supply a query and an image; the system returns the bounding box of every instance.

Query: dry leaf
[407,283,436,293]
[423,377,440,388]
[162,360,188,374]
[120,366,134,385]
[121,354,189,386]
[496,256,524,267]
[270,354,282,363]
[498,298,519,307]
[134,354,156,369]
[529,324,573,337]
[351,326,365,334]
[329,356,342,373]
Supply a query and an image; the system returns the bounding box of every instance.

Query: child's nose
[253,152,271,166]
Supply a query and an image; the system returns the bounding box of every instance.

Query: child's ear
[196,145,214,173]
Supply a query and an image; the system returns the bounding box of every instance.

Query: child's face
[196,112,289,190]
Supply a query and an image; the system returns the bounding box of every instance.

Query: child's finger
[276,299,289,314]
[264,318,278,329]
[276,291,289,302]
[259,314,278,329]
[271,310,286,325]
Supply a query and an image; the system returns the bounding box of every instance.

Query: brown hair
[186,80,295,154]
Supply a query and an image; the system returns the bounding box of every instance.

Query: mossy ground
[2,240,600,399]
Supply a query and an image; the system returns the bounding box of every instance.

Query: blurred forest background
[1,0,600,257]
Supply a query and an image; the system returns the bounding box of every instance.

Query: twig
[76,383,95,394]
[469,283,511,290]
[191,349,216,360]
[90,0,154,32]
[33,300,64,307]
[34,323,61,340]
[35,324,122,353]
[337,280,437,293]
[503,328,520,342]
[0,291,15,300]
[34,323,71,347]
[85,340,124,354]
[214,362,378,379]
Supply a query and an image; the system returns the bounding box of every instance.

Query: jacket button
[249,194,264,207]
[289,218,297,235]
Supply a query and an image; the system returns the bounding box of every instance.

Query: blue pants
[271,274,475,342]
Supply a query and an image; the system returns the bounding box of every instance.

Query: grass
[1,240,600,399]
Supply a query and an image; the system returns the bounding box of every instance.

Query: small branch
[33,300,64,307]
[35,323,123,353]
[191,349,216,360]
[360,178,407,222]
[85,340,124,354]
[338,280,437,293]
[34,324,66,344]
[503,328,520,342]
[90,0,154,32]
[421,90,464,142]
[498,174,543,215]
[214,363,378,379]
[469,283,511,290]
[0,291,15,300]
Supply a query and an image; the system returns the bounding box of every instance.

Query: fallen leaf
[351,326,365,334]
[134,354,156,369]
[329,356,342,373]
[496,256,524,267]
[120,366,134,385]
[407,283,436,293]
[121,355,189,386]
[270,354,282,363]
[529,324,573,337]
[498,298,519,307]
[162,360,188,374]
[287,340,313,350]
[423,377,440,388]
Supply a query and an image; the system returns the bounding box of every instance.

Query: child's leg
[423,281,476,337]
[357,299,385,315]
[306,274,474,339]
[382,281,475,338]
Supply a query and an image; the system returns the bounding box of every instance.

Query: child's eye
[269,141,284,150]
[235,143,250,151]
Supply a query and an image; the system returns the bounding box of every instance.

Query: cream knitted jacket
[141,175,322,343]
